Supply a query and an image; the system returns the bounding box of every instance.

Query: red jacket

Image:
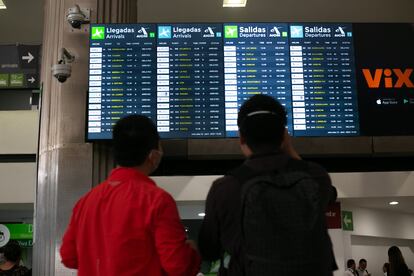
[60,167,200,276]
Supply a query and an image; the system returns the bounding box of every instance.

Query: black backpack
[229,160,329,276]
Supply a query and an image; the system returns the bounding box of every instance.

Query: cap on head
[237,94,287,153]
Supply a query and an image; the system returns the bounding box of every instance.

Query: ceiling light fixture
[389,201,399,205]
[0,0,6,9]
[223,0,247,8]
[198,212,206,217]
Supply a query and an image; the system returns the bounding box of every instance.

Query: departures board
[86,23,414,140]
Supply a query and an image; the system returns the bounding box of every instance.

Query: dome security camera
[67,4,90,29]
[52,48,75,83]
[52,64,72,83]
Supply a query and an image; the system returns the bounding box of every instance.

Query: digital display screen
[289,24,359,136]
[87,23,414,140]
[353,24,414,135]
[156,24,224,138]
[88,24,157,139]
[222,23,293,137]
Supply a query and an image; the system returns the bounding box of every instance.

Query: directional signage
[0,45,40,89]
[326,202,342,229]
[342,210,354,231]
[0,224,33,248]
[22,52,35,64]
[0,224,11,247]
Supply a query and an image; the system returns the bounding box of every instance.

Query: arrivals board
[87,23,414,140]
[156,24,224,138]
[88,24,157,138]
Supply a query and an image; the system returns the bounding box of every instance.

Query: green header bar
[4,224,33,240]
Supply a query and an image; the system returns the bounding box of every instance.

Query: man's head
[383,262,390,273]
[359,259,367,270]
[113,115,161,174]
[238,94,287,155]
[2,241,22,264]
[347,259,356,269]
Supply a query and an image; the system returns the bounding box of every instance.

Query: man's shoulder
[287,159,330,184]
[123,177,174,205]
[287,158,328,175]
[211,174,240,191]
[205,174,241,204]
[77,177,169,207]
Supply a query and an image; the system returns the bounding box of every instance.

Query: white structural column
[33,0,95,275]
[33,0,138,274]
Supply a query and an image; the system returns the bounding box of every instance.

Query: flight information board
[87,23,360,140]
[156,24,224,138]
[288,24,359,136]
[223,23,292,137]
[88,24,157,139]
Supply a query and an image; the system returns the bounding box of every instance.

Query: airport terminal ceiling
[0,0,44,44]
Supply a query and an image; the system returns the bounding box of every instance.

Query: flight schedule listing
[87,23,361,140]
[88,24,157,140]
[223,23,292,136]
[156,24,225,138]
[289,24,360,136]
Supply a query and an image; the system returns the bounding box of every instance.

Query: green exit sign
[342,211,354,231]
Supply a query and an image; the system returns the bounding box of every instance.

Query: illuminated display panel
[87,23,364,140]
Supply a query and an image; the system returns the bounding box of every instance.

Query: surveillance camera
[67,5,90,29]
[52,64,72,83]
[52,48,75,83]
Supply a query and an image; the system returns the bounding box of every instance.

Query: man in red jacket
[60,115,201,276]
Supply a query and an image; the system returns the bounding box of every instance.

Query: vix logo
[91,26,105,40]
[362,68,414,88]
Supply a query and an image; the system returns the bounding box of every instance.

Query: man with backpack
[198,94,338,276]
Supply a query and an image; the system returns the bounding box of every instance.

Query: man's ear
[238,131,246,145]
[239,132,252,157]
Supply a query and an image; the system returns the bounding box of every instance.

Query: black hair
[113,115,160,167]
[3,241,22,263]
[347,259,355,268]
[237,94,287,153]
[388,246,406,276]
[359,259,367,264]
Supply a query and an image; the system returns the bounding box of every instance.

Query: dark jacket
[392,264,411,276]
[199,152,338,276]
[0,265,31,276]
